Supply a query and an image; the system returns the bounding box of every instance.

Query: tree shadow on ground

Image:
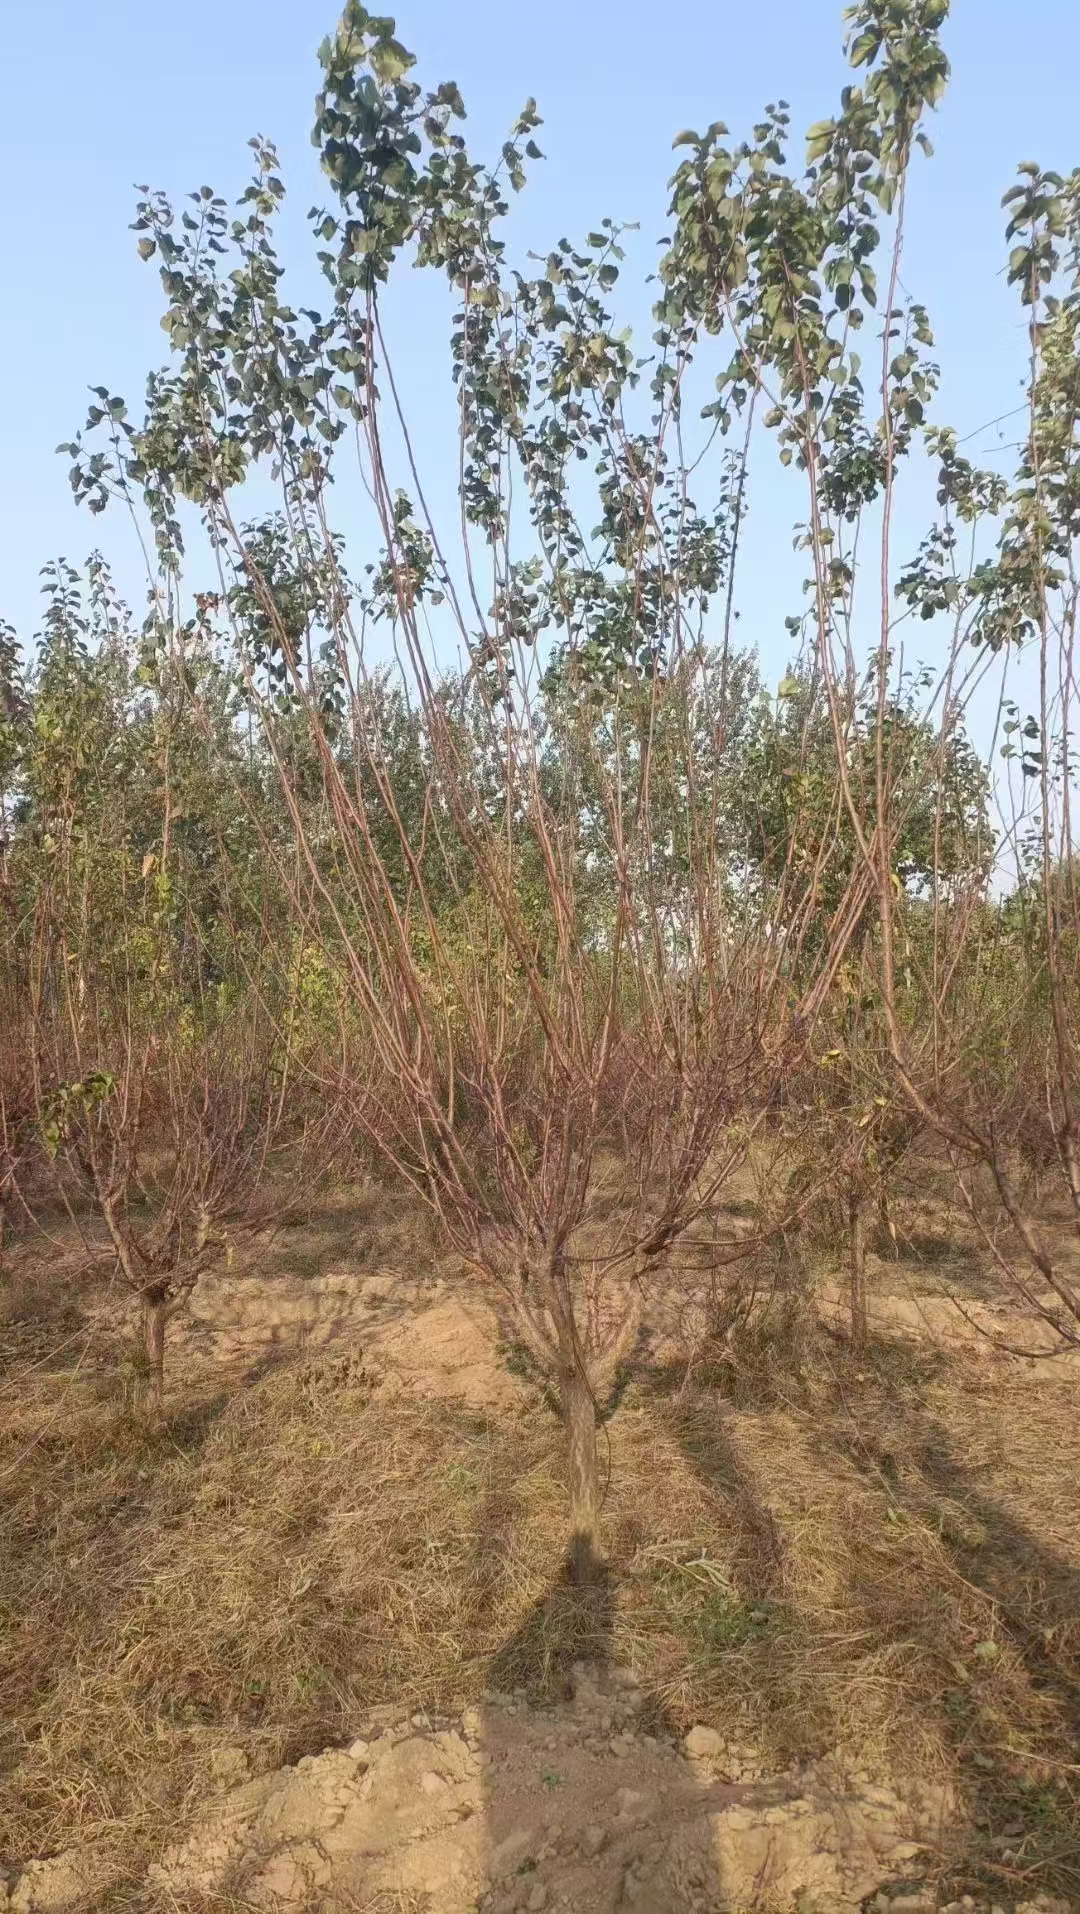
[631,1358,827,1759]
[663,1407,786,1603]
[473,1521,737,1913]
[486,1541,617,1700]
[888,1237,1012,1305]
[802,1335,1080,1900]
[633,1324,1080,1901]
[465,1475,618,1702]
[143,1387,234,1455]
[822,1345,1080,1716]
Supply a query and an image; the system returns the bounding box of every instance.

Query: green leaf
[806,119,834,160]
[370,37,414,83]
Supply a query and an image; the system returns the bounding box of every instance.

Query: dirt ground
[3,1168,1080,1913]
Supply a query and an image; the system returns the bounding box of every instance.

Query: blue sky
[2,0,1078,692]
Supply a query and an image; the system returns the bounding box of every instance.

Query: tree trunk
[849,1182,868,1352]
[877,1173,896,1254]
[141,1287,168,1413]
[560,1360,600,1582]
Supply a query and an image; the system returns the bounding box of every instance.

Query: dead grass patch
[3,1188,1080,1903]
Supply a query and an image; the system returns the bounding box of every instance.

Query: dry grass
[2,1184,1080,1906]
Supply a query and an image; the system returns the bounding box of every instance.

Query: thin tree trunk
[849,1181,868,1352]
[877,1172,896,1254]
[141,1286,168,1413]
[560,1360,600,1582]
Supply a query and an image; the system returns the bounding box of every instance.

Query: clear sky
[2,0,1079,687]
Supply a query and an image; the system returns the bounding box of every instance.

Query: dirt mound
[368,1293,522,1410]
[0,1848,116,1914]
[817,1270,1080,1372]
[184,1267,520,1408]
[139,1661,959,1914]
[188,1267,374,1356]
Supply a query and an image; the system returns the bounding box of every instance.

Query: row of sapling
[54,3,883,1573]
[30,0,1075,1546]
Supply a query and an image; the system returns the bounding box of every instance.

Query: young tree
[0,620,31,1276]
[740,664,990,1343]
[9,562,326,1407]
[660,0,1080,1344]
